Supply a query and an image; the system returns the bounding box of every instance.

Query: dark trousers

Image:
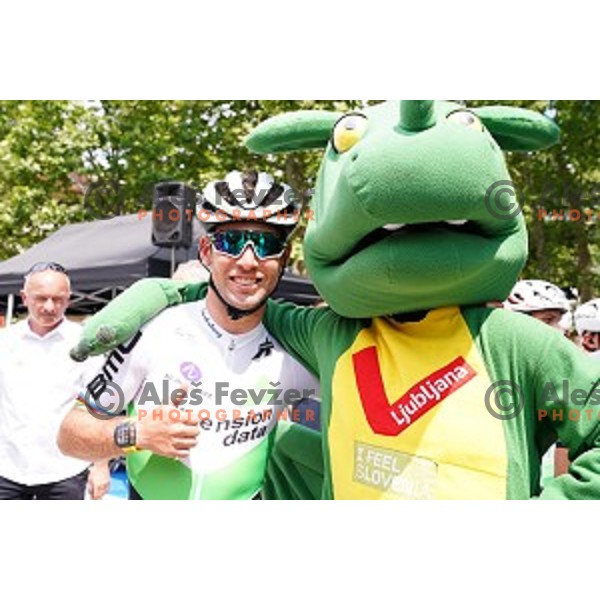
[0,470,89,500]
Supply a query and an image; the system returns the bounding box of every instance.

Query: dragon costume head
[247,100,559,317]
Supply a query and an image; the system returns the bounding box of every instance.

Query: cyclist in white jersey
[57,171,319,499]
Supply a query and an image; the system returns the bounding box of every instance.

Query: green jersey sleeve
[534,336,600,499]
[264,299,354,377]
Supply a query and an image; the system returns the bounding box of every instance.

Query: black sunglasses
[26,262,67,275]
[208,230,287,260]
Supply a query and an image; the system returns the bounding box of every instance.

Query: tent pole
[6,293,14,327]
[170,247,176,277]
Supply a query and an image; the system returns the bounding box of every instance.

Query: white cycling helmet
[504,279,570,313]
[197,170,301,322]
[574,299,600,335]
[198,170,300,236]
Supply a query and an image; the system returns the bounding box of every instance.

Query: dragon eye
[446,110,484,132]
[332,113,368,153]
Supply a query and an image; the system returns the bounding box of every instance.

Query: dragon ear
[473,106,560,152]
[245,110,341,154]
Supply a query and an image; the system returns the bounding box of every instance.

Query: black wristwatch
[114,421,138,454]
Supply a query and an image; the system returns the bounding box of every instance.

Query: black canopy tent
[0,214,319,319]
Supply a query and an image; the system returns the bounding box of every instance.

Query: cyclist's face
[529,309,564,331]
[200,222,290,313]
[582,331,600,353]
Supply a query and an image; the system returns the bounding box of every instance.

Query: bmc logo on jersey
[352,349,476,436]
[85,331,143,402]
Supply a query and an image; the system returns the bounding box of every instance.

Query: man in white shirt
[0,262,110,499]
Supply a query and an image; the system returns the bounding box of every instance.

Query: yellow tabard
[329,307,508,499]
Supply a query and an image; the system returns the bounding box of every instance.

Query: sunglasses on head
[26,262,67,275]
[208,230,287,260]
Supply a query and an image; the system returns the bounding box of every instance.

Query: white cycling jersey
[80,300,319,499]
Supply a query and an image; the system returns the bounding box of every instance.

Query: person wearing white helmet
[58,170,319,500]
[574,299,600,360]
[504,279,570,332]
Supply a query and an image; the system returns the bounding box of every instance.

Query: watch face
[116,426,127,446]
[115,422,135,448]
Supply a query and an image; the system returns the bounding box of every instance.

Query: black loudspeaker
[151,182,197,248]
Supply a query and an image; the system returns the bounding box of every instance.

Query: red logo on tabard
[352,348,476,436]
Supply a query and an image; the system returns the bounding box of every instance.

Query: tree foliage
[502,101,599,299]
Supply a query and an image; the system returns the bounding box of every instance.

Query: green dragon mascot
[73,101,600,499]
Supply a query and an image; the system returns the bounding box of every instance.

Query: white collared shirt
[0,318,101,485]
